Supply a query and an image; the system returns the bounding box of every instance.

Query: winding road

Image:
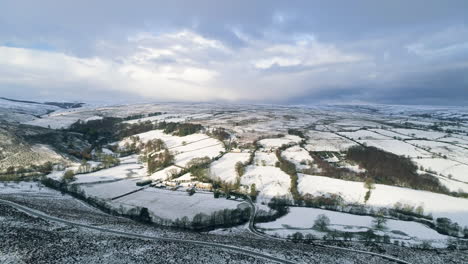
[0,198,296,264]
[244,197,412,264]
[2,196,411,264]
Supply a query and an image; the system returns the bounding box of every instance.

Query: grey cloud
[0,0,467,105]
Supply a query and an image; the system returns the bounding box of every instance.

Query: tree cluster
[346,146,449,193]
[147,149,174,175]
[158,122,203,136]
[287,128,305,138]
[186,156,211,181]
[208,127,230,141]
[69,117,122,144]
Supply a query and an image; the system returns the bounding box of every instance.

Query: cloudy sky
[1,0,467,105]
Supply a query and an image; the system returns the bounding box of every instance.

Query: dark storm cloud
[288,64,468,106]
[0,0,467,105]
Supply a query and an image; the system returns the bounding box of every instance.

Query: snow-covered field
[414,158,468,184]
[119,130,225,168]
[123,114,177,124]
[391,129,447,140]
[24,108,98,129]
[281,146,313,170]
[113,187,244,220]
[209,153,250,183]
[241,165,292,202]
[305,131,357,152]
[339,130,390,141]
[298,174,468,226]
[258,135,302,149]
[77,178,143,199]
[442,136,468,147]
[436,175,468,193]
[411,140,468,164]
[148,165,182,181]
[254,151,278,166]
[171,139,224,168]
[0,98,60,123]
[119,130,208,148]
[123,113,213,125]
[259,207,450,247]
[73,155,145,184]
[356,138,431,158]
[369,129,413,139]
[0,181,54,194]
[2,100,468,257]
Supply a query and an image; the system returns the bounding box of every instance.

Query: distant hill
[0,97,84,109]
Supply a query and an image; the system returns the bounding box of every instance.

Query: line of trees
[173,207,250,230]
[275,147,301,203]
[122,112,162,121]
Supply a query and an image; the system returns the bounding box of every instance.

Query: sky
[0,0,467,105]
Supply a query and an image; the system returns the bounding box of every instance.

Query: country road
[0,198,297,264]
[244,197,412,264]
[2,196,412,264]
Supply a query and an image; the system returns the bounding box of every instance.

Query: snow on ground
[0,98,60,123]
[113,187,243,220]
[391,129,447,140]
[23,108,96,129]
[298,174,468,226]
[413,158,468,184]
[119,130,207,148]
[281,146,313,170]
[77,178,143,200]
[305,131,356,152]
[101,148,114,155]
[241,166,292,202]
[369,129,413,139]
[46,164,79,180]
[332,119,381,129]
[410,140,468,164]
[435,175,468,193]
[170,138,224,168]
[325,155,340,163]
[0,98,57,113]
[357,139,431,158]
[254,151,278,166]
[173,144,224,168]
[30,144,63,158]
[338,161,366,173]
[0,181,54,194]
[84,116,103,122]
[173,172,193,182]
[119,130,225,168]
[339,130,390,140]
[258,135,302,149]
[148,165,181,181]
[73,155,145,184]
[123,113,213,125]
[123,114,175,124]
[210,153,251,183]
[442,134,468,145]
[258,207,449,246]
